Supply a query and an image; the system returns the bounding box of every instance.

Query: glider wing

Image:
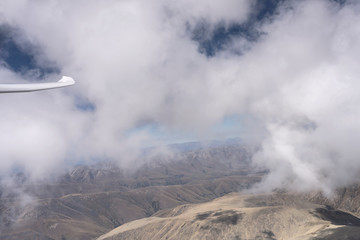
[0,76,75,93]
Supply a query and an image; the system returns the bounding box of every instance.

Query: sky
[0,0,359,193]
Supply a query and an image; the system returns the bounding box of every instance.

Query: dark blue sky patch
[74,95,96,112]
[330,0,347,5]
[0,24,59,80]
[190,21,261,57]
[251,0,287,22]
[189,0,287,57]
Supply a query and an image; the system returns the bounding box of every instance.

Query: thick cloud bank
[0,0,359,192]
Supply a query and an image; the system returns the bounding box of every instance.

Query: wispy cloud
[0,0,359,193]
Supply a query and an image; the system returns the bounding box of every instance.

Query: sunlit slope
[97,192,360,240]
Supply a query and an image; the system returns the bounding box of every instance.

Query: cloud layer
[0,0,359,192]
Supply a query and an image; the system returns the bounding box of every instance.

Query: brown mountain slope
[0,175,262,240]
[97,193,360,240]
[4,143,360,240]
[0,144,263,240]
[304,184,360,217]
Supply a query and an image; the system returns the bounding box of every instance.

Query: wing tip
[58,76,75,85]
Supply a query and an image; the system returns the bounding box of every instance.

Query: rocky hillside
[3,142,360,240]
[0,144,264,240]
[97,192,360,240]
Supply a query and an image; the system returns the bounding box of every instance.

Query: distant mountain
[2,141,360,240]
[0,143,263,240]
[168,138,242,152]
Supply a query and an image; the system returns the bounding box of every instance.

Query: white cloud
[0,0,360,193]
[249,0,360,192]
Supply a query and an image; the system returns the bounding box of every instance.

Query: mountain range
[1,142,360,240]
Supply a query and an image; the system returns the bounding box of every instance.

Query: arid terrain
[1,143,360,240]
[97,192,360,240]
[0,143,264,240]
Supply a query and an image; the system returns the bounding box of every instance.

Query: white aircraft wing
[0,76,75,93]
